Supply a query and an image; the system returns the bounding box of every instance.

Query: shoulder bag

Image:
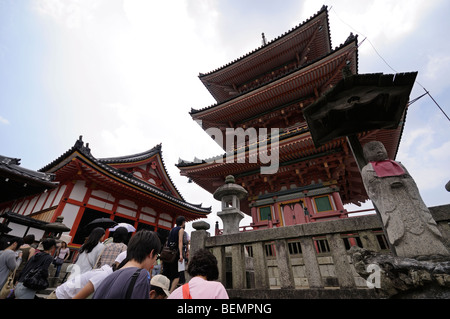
[182,283,192,299]
[160,242,177,263]
[22,255,50,291]
[0,268,16,299]
[159,229,178,263]
[125,268,143,299]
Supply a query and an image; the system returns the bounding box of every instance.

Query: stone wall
[191,205,450,299]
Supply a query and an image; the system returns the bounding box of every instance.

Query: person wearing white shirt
[49,264,113,299]
[71,228,105,276]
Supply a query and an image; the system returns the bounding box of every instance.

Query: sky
[1,0,449,234]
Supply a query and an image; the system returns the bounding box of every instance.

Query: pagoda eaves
[192,35,358,151]
[198,5,332,104]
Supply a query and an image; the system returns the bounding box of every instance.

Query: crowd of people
[0,216,229,300]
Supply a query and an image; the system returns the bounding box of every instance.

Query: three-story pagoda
[177,6,410,230]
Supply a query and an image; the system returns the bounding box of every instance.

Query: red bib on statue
[370,160,405,177]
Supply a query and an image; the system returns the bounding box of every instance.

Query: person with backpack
[15,238,56,299]
[0,237,23,293]
[162,216,185,292]
[92,230,160,299]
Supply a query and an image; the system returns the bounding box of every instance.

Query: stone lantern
[43,216,71,240]
[213,175,248,235]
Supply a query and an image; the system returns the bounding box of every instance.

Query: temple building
[0,136,211,247]
[177,6,411,230]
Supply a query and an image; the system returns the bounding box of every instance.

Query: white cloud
[0,115,10,125]
[423,54,450,94]
[429,140,450,159]
[300,0,443,62]
[399,127,434,156]
[397,126,450,196]
[33,0,102,29]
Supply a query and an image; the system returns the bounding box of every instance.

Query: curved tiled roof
[98,144,162,164]
[39,136,211,215]
[0,155,58,202]
[98,143,185,202]
[191,33,358,117]
[199,5,331,78]
[198,6,333,104]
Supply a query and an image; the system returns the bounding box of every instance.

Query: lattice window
[288,241,302,255]
[314,237,331,254]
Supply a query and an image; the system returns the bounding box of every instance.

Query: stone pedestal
[217,208,245,235]
[190,221,210,255]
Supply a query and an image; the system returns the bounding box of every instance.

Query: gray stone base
[351,246,450,299]
[227,288,383,299]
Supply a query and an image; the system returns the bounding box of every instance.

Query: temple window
[259,206,272,221]
[313,195,333,213]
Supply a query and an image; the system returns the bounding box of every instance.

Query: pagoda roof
[39,137,211,219]
[199,5,332,103]
[191,35,358,132]
[0,155,58,202]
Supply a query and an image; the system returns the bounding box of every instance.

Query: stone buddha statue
[361,141,449,257]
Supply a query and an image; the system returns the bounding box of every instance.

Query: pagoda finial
[261,33,267,46]
[225,175,235,184]
[74,135,84,149]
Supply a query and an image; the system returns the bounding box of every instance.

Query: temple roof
[0,155,58,202]
[97,144,185,201]
[39,137,211,218]
[98,144,162,165]
[191,34,358,132]
[198,5,332,104]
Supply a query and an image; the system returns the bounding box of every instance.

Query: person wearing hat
[149,274,170,299]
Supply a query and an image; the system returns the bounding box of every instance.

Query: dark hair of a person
[80,227,105,254]
[41,238,56,251]
[23,234,35,245]
[150,285,166,298]
[126,230,161,263]
[5,237,24,251]
[187,249,219,281]
[175,216,185,226]
[112,227,129,244]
